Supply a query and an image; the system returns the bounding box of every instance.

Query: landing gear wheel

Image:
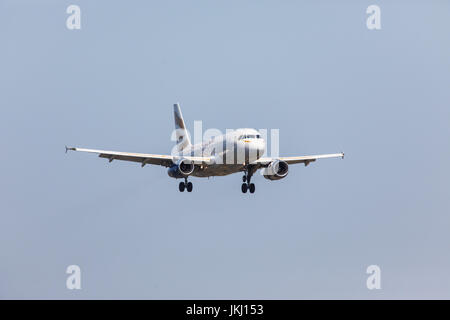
[241,183,248,193]
[179,182,185,192]
[242,175,247,183]
[186,182,193,192]
[249,183,255,193]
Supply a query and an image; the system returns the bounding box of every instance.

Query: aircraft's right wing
[66,147,212,167]
[255,152,344,167]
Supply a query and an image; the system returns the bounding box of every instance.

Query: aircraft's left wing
[66,147,212,167]
[254,152,344,167]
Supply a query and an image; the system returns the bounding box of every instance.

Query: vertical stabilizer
[173,103,191,152]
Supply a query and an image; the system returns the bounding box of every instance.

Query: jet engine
[262,160,289,180]
[167,158,195,178]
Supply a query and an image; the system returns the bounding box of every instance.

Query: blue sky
[1,0,450,298]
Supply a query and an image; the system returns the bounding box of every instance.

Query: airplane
[66,103,344,193]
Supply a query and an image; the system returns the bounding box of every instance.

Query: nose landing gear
[179,178,193,192]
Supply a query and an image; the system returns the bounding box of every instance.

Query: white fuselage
[179,128,266,177]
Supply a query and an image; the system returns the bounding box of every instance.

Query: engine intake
[262,160,289,180]
[167,159,195,178]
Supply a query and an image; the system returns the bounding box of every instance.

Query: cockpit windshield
[239,134,261,140]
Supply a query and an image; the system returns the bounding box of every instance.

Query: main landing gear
[241,168,256,194]
[179,177,193,192]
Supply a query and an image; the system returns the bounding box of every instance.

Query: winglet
[65,146,76,153]
[341,152,345,159]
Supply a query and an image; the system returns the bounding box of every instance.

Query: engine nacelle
[262,160,289,180]
[167,159,195,178]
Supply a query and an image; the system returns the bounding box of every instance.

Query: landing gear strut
[241,167,256,194]
[179,178,193,192]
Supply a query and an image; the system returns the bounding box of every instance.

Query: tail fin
[173,103,191,152]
